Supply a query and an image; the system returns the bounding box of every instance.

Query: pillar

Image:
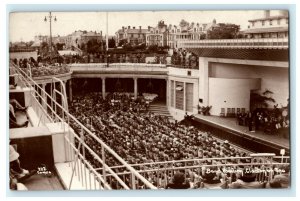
[102,77,106,100]
[183,82,186,112]
[199,57,209,106]
[173,80,176,108]
[134,77,138,99]
[166,79,169,107]
[69,80,72,102]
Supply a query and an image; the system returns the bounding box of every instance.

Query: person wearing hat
[166,172,190,189]
[228,168,265,189]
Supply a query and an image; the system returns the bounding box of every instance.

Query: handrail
[10,62,157,190]
[177,38,289,49]
[95,155,290,171]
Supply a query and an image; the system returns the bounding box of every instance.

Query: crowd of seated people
[236,105,289,134]
[68,92,289,189]
[12,58,70,77]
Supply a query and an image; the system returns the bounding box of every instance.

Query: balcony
[70,63,168,79]
[177,38,289,49]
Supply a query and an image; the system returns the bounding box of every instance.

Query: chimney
[133,26,136,29]
[128,26,131,29]
[264,10,270,18]
[139,26,141,30]
[148,26,150,31]
[122,26,124,31]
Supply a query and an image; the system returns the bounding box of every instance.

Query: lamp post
[44,12,57,55]
[107,54,110,67]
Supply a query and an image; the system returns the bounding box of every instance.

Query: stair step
[148,103,173,120]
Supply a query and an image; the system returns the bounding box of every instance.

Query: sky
[9,10,283,42]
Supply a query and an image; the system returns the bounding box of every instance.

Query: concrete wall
[209,62,289,107]
[10,51,38,60]
[208,78,261,116]
[168,67,199,77]
[168,72,199,121]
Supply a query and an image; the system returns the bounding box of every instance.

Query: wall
[168,73,199,121]
[208,78,261,116]
[10,51,38,60]
[209,62,289,107]
[168,67,199,77]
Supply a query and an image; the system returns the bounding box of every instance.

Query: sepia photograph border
[5,3,297,198]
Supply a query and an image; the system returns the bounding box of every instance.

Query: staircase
[148,102,174,121]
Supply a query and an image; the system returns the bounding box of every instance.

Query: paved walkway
[193,114,290,150]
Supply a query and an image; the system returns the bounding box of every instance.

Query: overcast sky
[9,10,283,42]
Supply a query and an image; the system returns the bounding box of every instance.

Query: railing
[11,63,157,190]
[10,62,290,190]
[177,38,289,49]
[69,63,167,68]
[95,155,290,189]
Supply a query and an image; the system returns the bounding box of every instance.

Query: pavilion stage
[191,114,290,155]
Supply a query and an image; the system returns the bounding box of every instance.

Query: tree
[147,44,158,52]
[250,89,275,111]
[118,39,127,47]
[87,39,101,53]
[108,38,116,48]
[200,33,206,40]
[56,43,65,51]
[207,23,240,39]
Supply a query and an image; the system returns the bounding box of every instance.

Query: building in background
[244,10,289,38]
[115,26,148,46]
[146,21,168,47]
[167,19,217,48]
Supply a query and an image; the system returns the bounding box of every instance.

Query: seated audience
[166,172,190,189]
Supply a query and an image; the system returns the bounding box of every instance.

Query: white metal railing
[95,155,290,189]
[69,63,167,68]
[10,61,290,190]
[10,62,157,190]
[177,38,289,49]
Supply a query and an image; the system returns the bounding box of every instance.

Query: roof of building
[116,28,148,34]
[248,15,288,22]
[82,31,102,37]
[186,48,288,62]
[126,29,148,34]
[244,26,288,34]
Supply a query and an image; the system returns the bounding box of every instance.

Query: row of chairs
[220,108,246,117]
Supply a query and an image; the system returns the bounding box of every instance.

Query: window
[262,21,265,26]
[277,19,281,25]
[270,20,273,25]
[252,22,255,27]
